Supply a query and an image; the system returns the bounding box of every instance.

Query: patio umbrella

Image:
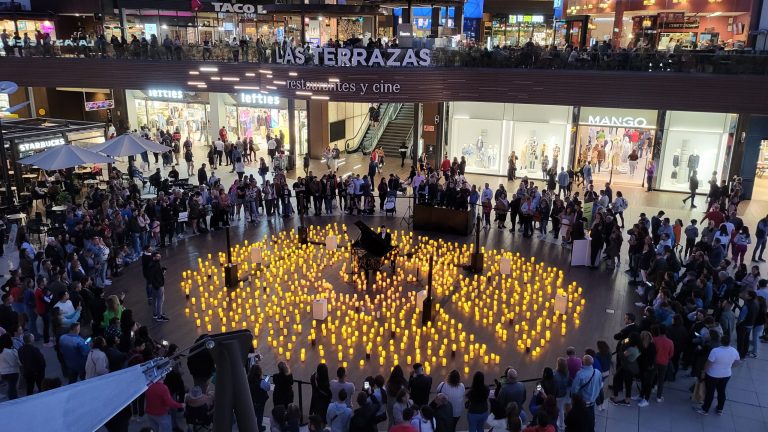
[90,133,170,156]
[17,144,117,170]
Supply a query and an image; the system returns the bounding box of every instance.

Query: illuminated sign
[211,2,257,13]
[85,100,114,111]
[147,89,184,99]
[18,137,66,152]
[239,92,280,106]
[508,15,545,24]
[276,47,431,67]
[584,115,650,128]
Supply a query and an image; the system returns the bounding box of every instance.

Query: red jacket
[440,159,451,172]
[653,335,674,366]
[34,288,48,316]
[145,381,183,416]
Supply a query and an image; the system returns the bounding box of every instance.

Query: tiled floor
[2,146,768,431]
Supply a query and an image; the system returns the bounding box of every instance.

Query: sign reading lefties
[277,47,431,67]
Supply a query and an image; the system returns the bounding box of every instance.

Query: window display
[657,111,737,193]
[448,102,570,179]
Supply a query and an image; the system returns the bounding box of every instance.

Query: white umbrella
[17,144,117,170]
[90,133,170,157]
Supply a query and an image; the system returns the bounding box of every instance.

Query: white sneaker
[656,397,664,403]
[630,395,641,401]
[638,399,649,407]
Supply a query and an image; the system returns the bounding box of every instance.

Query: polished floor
[4,147,768,431]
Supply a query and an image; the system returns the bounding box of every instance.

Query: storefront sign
[85,100,115,111]
[147,89,184,99]
[584,115,649,127]
[276,47,431,67]
[661,20,700,30]
[239,92,280,106]
[508,15,545,24]
[18,136,66,152]
[286,79,401,96]
[210,2,258,13]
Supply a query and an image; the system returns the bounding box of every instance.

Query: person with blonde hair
[101,295,123,329]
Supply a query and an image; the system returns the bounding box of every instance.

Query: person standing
[465,371,489,432]
[327,389,353,432]
[682,170,699,208]
[645,160,656,192]
[735,291,757,359]
[752,214,768,262]
[408,362,433,408]
[58,322,90,383]
[147,251,169,323]
[570,355,603,432]
[399,142,409,168]
[0,334,21,399]
[652,326,674,403]
[145,378,184,432]
[436,370,465,431]
[330,366,356,407]
[18,333,45,395]
[694,334,741,415]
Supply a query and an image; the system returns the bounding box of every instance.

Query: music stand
[400,193,414,228]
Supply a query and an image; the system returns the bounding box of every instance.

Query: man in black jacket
[409,362,433,407]
[349,391,380,432]
[18,333,46,395]
[146,251,168,322]
[197,163,208,186]
[613,312,638,368]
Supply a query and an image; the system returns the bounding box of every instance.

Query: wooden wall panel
[2,57,767,114]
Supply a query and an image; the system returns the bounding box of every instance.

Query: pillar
[208,93,227,145]
[300,14,306,45]
[454,3,463,35]
[287,98,296,171]
[307,100,328,159]
[648,110,667,191]
[611,0,625,48]
[412,103,421,168]
[431,7,440,38]
[734,114,768,199]
[403,0,413,26]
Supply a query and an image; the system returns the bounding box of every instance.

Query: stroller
[384,190,397,215]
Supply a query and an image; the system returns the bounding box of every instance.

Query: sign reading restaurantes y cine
[276,47,431,67]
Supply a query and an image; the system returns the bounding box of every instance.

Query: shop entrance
[136,100,209,144]
[574,125,654,187]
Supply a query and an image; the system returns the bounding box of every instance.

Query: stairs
[374,104,414,157]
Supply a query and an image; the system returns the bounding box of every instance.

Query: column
[734,114,768,199]
[288,98,297,171]
[454,4,463,35]
[412,103,421,168]
[307,100,328,159]
[402,0,413,26]
[208,93,227,144]
[611,0,625,49]
[431,7,440,38]
[648,110,667,191]
[300,14,306,45]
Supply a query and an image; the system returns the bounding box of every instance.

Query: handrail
[343,109,372,154]
[360,103,401,154]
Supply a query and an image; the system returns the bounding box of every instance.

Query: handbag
[691,379,706,403]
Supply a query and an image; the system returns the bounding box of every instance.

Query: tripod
[400,194,414,228]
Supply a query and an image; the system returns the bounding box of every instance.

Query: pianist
[379,225,392,247]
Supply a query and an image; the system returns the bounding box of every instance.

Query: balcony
[2,42,768,114]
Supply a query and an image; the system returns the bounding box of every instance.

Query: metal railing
[4,41,768,75]
[360,103,401,155]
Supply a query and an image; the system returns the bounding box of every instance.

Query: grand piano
[351,221,398,283]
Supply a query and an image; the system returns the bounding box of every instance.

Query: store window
[448,102,571,179]
[656,111,737,193]
[135,99,209,144]
[575,107,658,187]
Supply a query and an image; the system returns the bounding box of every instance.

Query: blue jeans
[751,324,764,355]
[147,414,172,432]
[153,286,165,317]
[753,237,766,260]
[132,233,142,258]
[467,411,488,432]
[27,306,40,339]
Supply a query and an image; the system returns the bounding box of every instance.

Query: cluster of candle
[179,224,585,376]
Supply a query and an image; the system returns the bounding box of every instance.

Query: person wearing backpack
[184,147,194,177]
[611,191,628,228]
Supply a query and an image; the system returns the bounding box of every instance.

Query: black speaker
[224,264,239,289]
[298,226,308,245]
[470,252,484,274]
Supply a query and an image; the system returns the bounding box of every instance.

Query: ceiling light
[210,77,221,81]
[187,81,205,85]
[311,95,330,100]
[273,80,286,85]
[199,66,219,72]
[296,91,313,96]
[222,77,240,81]
[189,71,200,75]
[258,69,270,74]
[245,72,256,77]
[234,86,260,90]
[328,78,340,82]
[289,72,298,76]
[266,85,277,90]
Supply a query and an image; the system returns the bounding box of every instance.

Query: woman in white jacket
[85,336,109,379]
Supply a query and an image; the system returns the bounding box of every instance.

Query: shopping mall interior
[1,1,768,432]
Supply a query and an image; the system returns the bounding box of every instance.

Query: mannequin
[476,135,484,152]
[688,151,700,179]
[552,145,561,169]
[525,134,539,170]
